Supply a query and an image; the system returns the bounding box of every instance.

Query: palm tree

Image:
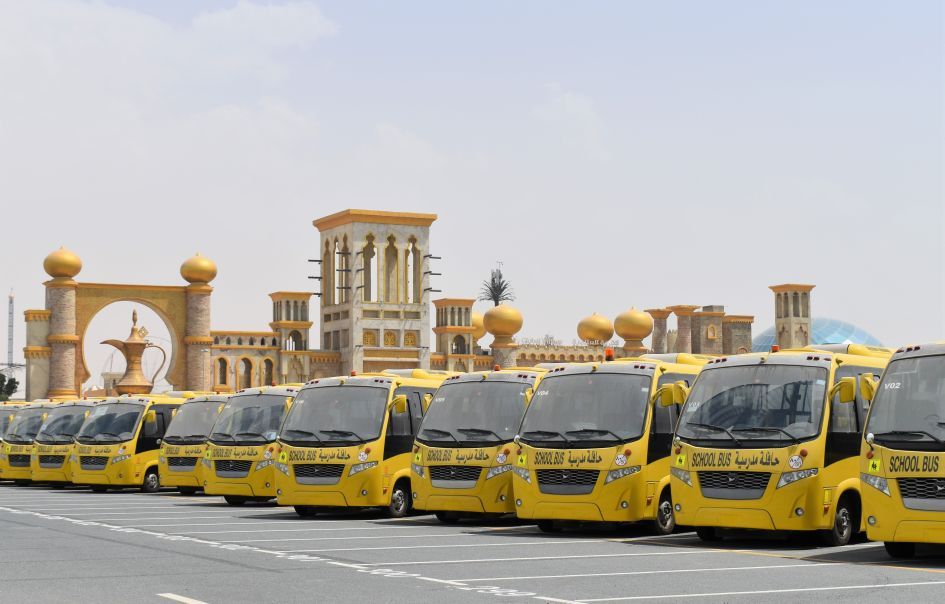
[479,267,515,306]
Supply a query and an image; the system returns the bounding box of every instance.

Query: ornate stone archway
[24,248,215,400]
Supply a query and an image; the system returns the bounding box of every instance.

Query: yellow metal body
[158,395,228,492]
[672,346,890,535]
[513,357,705,524]
[1,402,58,483]
[860,343,945,548]
[69,394,189,488]
[275,371,447,512]
[412,368,545,517]
[203,386,299,501]
[31,400,104,484]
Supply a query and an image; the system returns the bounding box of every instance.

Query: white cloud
[533,84,609,160]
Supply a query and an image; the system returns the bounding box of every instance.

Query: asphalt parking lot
[3,484,945,603]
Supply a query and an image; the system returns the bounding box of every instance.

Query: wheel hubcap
[837,509,850,537]
[147,475,158,490]
[659,501,674,527]
[392,491,405,512]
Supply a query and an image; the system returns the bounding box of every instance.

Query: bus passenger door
[825,367,872,467]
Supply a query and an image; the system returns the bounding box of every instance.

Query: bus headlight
[275,462,289,476]
[255,459,273,471]
[159,456,166,464]
[111,455,131,464]
[860,472,890,496]
[776,468,818,489]
[411,463,425,478]
[512,466,532,483]
[670,467,692,486]
[348,461,378,476]
[605,466,641,484]
[485,464,513,480]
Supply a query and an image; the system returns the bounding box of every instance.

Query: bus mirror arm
[865,432,875,452]
[513,434,521,446]
[830,377,857,404]
[392,395,408,414]
[859,373,877,402]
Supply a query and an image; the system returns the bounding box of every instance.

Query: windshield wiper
[685,422,742,446]
[420,428,459,443]
[96,432,122,442]
[319,429,365,443]
[873,430,945,445]
[566,428,623,441]
[457,428,504,441]
[209,432,236,443]
[282,429,323,443]
[732,426,799,443]
[235,431,269,443]
[521,430,574,444]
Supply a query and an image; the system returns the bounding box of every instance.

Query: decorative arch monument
[24,248,216,400]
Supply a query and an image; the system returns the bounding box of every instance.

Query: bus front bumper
[512,469,649,523]
[412,466,515,515]
[275,465,387,508]
[863,481,945,544]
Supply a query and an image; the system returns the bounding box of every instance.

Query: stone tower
[432,298,475,372]
[314,210,437,374]
[769,284,815,349]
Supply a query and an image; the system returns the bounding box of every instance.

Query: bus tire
[178,487,198,495]
[884,541,916,558]
[142,469,160,493]
[695,526,721,542]
[821,495,856,547]
[435,511,460,524]
[295,505,318,517]
[537,520,560,533]
[652,489,676,535]
[224,496,247,506]
[388,480,412,518]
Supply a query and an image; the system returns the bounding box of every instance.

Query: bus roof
[888,341,945,361]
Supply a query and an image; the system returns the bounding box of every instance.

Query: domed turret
[577,313,614,345]
[471,311,486,342]
[43,247,82,279]
[180,253,217,284]
[484,303,523,348]
[615,307,654,357]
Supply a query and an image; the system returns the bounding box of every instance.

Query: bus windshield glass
[4,408,47,444]
[677,364,828,443]
[866,355,945,450]
[419,381,528,445]
[209,394,288,445]
[519,372,651,448]
[280,386,388,445]
[76,402,144,444]
[164,401,223,445]
[35,406,90,444]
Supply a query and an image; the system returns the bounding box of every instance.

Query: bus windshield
[76,402,144,444]
[209,394,288,445]
[866,355,945,451]
[4,408,47,444]
[164,400,223,445]
[677,365,828,444]
[418,381,528,445]
[35,406,90,444]
[0,411,16,437]
[280,386,389,445]
[519,372,652,448]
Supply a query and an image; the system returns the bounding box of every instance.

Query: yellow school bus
[860,342,945,558]
[159,394,228,495]
[71,394,191,492]
[412,368,547,523]
[672,345,891,545]
[276,370,448,517]
[514,355,706,533]
[32,400,104,486]
[1,402,51,485]
[204,386,299,505]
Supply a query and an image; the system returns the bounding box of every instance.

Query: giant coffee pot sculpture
[102,310,167,395]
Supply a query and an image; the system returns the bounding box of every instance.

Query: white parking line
[452,562,840,582]
[61,509,281,517]
[282,539,607,553]
[361,549,722,566]
[89,515,293,522]
[175,525,504,535]
[578,580,945,601]
[28,506,201,511]
[157,593,209,604]
[222,532,503,543]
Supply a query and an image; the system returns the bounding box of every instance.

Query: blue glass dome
[752,317,883,352]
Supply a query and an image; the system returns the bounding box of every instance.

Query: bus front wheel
[884,542,916,558]
[142,469,160,493]
[821,497,856,547]
[652,489,676,535]
[388,481,412,518]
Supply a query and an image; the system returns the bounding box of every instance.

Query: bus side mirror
[859,373,877,402]
[144,410,157,424]
[422,393,433,408]
[392,394,408,414]
[657,386,674,407]
[831,377,857,403]
[657,382,689,407]
[143,411,158,437]
[524,388,534,403]
[171,409,178,418]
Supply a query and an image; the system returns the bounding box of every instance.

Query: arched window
[792,292,801,317]
[363,330,377,347]
[293,300,299,321]
[384,331,397,347]
[263,359,274,387]
[213,336,219,345]
[404,332,417,347]
[362,235,376,302]
[801,292,809,318]
[249,337,255,346]
[404,240,414,305]
[217,358,228,386]
[323,241,333,306]
[225,337,232,346]
[340,236,350,303]
[271,337,277,347]
[239,358,253,389]
[451,335,467,355]
[288,330,303,351]
[301,301,308,321]
[384,236,398,302]
[237,337,243,346]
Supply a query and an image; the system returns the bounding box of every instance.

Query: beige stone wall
[186,286,212,391]
[46,281,78,397]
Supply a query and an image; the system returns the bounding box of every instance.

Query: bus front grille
[80,456,108,470]
[167,457,199,470]
[214,459,252,478]
[429,465,482,489]
[8,454,30,468]
[698,471,770,500]
[536,469,599,495]
[898,478,945,511]
[293,463,344,485]
[39,455,66,468]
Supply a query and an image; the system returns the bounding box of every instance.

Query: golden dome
[180,253,217,284]
[471,311,486,341]
[483,303,523,338]
[577,313,614,344]
[615,307,654,341]
[43,247,82,279]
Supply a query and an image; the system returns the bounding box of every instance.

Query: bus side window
[408,392,425,434]
[830,366,872,433]
[652,404,676,435]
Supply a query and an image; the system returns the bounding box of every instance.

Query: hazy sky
[2,1,943,391]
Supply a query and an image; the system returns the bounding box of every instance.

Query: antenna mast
[6,290,12,367]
